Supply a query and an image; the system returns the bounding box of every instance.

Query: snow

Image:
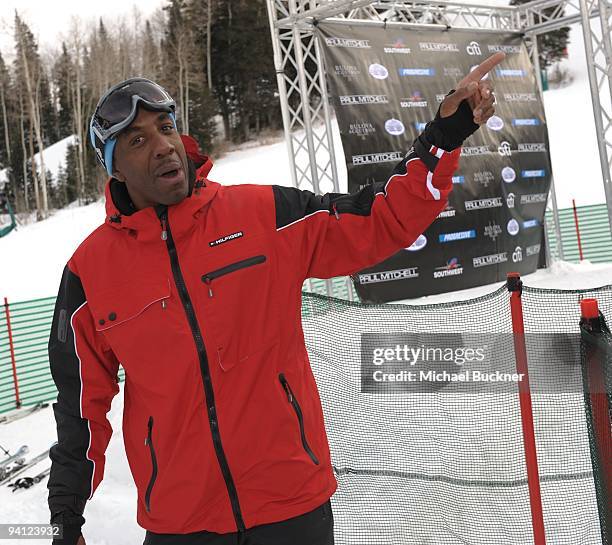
[32,135,77,185]
[0,23,611,544]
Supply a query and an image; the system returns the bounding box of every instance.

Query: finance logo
[439,230,477,243]
[433,257,464,279]
[466,41,482,55]
[498,141,512,157]
[507,193,516,208]
[521,169,547,178]
[512,246,523,263]
[513,118,540,126]
[523,219,539,229]
[399,68,436,76]
[414,121,427,131]
[452,175,465,184]
[496,68,526,77]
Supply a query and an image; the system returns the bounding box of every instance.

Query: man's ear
[113,170,127,183]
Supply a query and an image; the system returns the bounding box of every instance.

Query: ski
[0,446,53,485]
[0,402,50,425]
[0,445,28,469]
[8,465,51,491]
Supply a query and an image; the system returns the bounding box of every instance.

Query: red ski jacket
[48,133,460,534]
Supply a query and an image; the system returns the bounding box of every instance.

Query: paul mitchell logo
[466,41,482,55]
[521,193,547,204]
[519,143,547,153]
[433,257,464,278]
[340,95,389,106]
[503,92,537,102]
[461,146,489,156]
[465,197,503,211]
[484,222,502,241]
[526,244,541,256]
[512,246,523,263]
[488,44,521,54]
[473,252,508,268]
[325,37,371,48]
[439,230,477,243]
[358,267,419,284]
[209,231,244,247]
[419,42,459,52]
[352,151,403,165]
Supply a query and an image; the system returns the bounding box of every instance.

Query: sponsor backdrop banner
[318,23,551,302]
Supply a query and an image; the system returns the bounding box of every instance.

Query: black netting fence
[302,282,612,545]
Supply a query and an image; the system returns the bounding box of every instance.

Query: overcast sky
[0,0,166,56]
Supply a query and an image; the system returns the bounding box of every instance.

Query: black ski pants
[143,500,334,545]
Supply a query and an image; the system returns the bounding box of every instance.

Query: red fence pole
[3,297,21,409]
[507,273,547,545]
[580,298,612,526]
[572,199,584,261]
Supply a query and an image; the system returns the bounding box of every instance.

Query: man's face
[112,108,189,210]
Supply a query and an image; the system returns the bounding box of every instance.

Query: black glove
[422,90,479,152]
[51,509,84,545]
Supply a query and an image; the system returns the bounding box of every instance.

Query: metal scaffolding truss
[266,0,612,247]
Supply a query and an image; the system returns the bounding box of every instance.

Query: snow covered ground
[0,22,610,545]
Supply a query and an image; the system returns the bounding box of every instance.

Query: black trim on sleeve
[47,265,92,523]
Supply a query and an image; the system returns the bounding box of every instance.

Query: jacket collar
[104,134,219,242]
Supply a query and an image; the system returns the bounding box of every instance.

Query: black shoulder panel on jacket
[47,265,91,521]
[272,147,421,230]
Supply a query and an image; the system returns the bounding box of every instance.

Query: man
[47,53,503,545]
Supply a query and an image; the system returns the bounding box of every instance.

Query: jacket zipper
[157,207,245,531]
[144,416,158,513]
[278,373,320,465]
[201,255,266,297]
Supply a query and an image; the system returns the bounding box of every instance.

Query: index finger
[465,52,506,82]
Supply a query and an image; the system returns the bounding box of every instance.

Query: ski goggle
[89,78,177,175]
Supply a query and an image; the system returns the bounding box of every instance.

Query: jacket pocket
[278,373,319,465]
[144,416,158,513]
[201,255,266,297]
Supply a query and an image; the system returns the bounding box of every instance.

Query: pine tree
[52,43,74,139]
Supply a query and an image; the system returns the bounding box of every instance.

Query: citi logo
[466,41,482,55]
[498,142,512,156]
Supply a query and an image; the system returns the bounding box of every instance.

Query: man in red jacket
[48,53,503,545]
